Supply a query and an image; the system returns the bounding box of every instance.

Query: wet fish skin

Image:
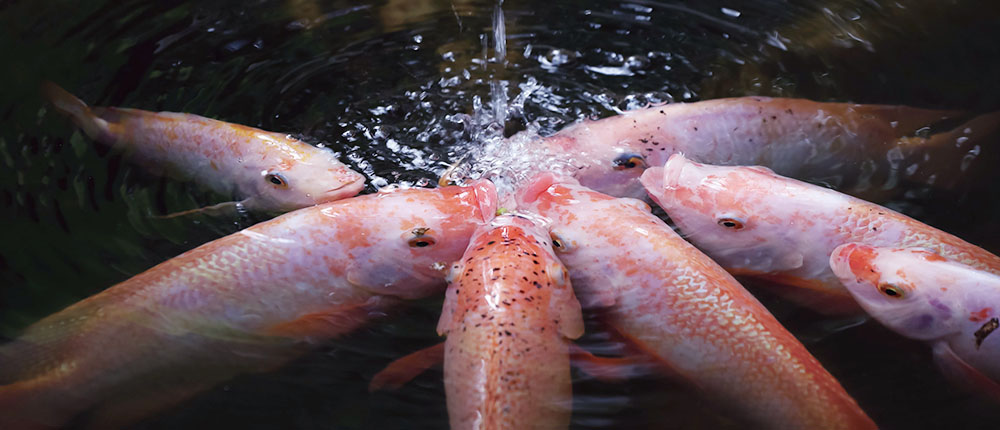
[42,82,366,212]
[518,173,876,430]
[542,96,965,201]
[0,181,498,429]
[831,244,1000,396]
[438,214,584,430]
[642,154,1000,310]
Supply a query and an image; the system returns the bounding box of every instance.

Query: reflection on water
[1,0,1000,428]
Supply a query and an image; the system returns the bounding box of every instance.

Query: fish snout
[469,179,499,223]
[516,172,561,206]
[315,175,366,203]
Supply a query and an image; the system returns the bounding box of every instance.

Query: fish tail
[40,81,112,141]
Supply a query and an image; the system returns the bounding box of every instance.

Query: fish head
[539,131,651,199]
[439,212,583,339]
[344,180,498,299]
[830,243,963,341]
[249,152,366,212]
[642,154,812,274]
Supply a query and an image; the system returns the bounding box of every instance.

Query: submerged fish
[542,96,986,201]
[436,214,583,430]
[642,154,1000,312]
[0,181,497,429]
[518,173,875,430]
[831,244,1000,399]
[42,82,366,213]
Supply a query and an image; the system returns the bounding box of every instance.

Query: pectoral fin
[153,200,247,219]
[263,299,390,341]
[368,343,445,392]
[932,342,1000,403]
[547,263,584,340]
[569,344,651,382]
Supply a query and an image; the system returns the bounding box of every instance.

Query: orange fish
[0,181,497,429]
[517,173,876,430]
[436,214,584,430]
[43,82,365,213]
[643,154,1000,312]
[541,96,990,201]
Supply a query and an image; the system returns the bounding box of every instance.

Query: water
[2,0,1000,428]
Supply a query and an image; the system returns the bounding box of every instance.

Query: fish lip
[469,179,499,223]
[315,177,366,203]
[516,172,559,206]
[660,153,689,190]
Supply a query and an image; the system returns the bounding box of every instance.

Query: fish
[42,82,366,213]
[540,96,991,201]
[0,181,498,429]
[436,214,584,430]
[830,243,1000,400]
[642,153,1000,312]
[517,173,876,430]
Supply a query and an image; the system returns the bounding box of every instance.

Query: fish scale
[438,215,583,430]
[0,182,497,429]
[644,154,1000,313]
[518,174,876,430]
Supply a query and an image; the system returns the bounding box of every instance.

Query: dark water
[2,0,1000,428]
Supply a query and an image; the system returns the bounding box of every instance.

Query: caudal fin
[40,81,110,141]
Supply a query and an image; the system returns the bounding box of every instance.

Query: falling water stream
[2,1,1000,429]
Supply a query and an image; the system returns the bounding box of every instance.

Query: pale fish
[541,96,992,201]
[517,173,875,430]
[43,82,366,213]
[642,154,1000,313]
[831,243,1000,400]
[0,181,498,429]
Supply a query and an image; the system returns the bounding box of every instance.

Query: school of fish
[2,83,999,429]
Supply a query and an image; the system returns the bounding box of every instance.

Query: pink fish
[436,214,583,430]
[43,82,366,213]
[642,154,1000,312]
[0,181,497,429]
[831,244,1000,399]
[518,173,875,430]
[542,96,985,201]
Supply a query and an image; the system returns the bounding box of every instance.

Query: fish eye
[717,218,745,230]
[551,233,571,253]
[265,172,289,188]
[877,283,906,299]
[408,227,437,248]
[613,153,646,170]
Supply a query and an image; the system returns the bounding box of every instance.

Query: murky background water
[2,0,1000,428]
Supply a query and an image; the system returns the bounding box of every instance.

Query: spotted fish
[0,181,498,429]
[436,214,584,430]
[541,96,990,201]
[831,243,1000,400]
[42,82,366,213]
[518,173,876,430]
[642,154,1000,312]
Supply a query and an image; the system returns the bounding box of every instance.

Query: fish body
[0,181,497,429]
[438,214,584,430]
[831,244,1000,394]
[42,82,365,212]
[543,96,967,200]
[517,174,875,430]
[642,154,1000,309]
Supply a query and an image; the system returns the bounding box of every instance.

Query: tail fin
[40,81,110,141]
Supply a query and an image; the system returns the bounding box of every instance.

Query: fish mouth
[315,178,366,203]
[516,172,559,205]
